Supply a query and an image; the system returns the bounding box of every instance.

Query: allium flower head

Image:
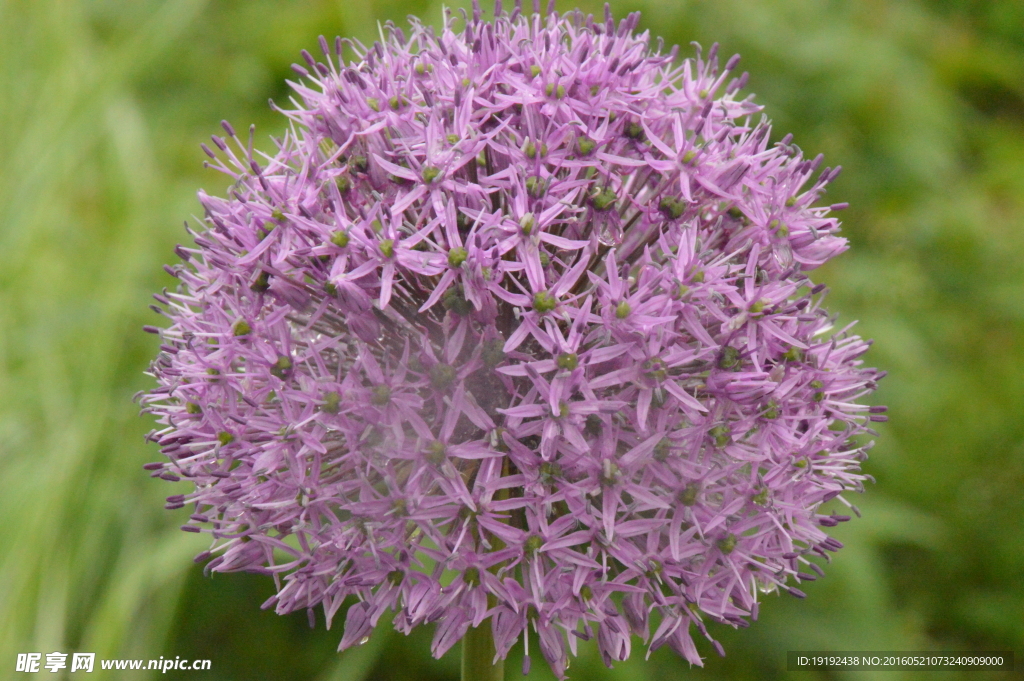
[141,1,884,676]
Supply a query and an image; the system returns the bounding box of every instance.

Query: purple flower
[140,1,884,676]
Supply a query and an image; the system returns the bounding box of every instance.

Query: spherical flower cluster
[141,1,884,676]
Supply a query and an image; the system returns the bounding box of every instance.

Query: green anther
[379,239,394,258]
[557,352,581,368]
[682,149,697,164]
[794,458,808,468]
[576,136,596,155]
[425,440,447,465]
[324,282,338,297]
[492,426,508,453]
[389,96,401,110]
[717,533,737,554]
[463,566,481,587]
[271,208,285,222]
[415,62,426,75]
[349,155,368,172]
[710,424,731,447]
[371,219,383,233]
[524,139,537,158]
[676,284,690,298]
[777,223,790,237]
[421,165,440,183]
[691,270,705,283]
[785,196,797,207]
[525,535,543,555]
[625,121,644,139]
[645,358,667,381]
[718,346,740,370]
[533,291,558,313]
[482,338,506,368]
[232,320,251,336]
[679,482,700,506]
[580,585,593,601]
[752,488,769,505]
[600,459,621,485]
[698,89,709,99]
[217,431,235,446]
[656,198,682,222]
[530,64,541,78]
[659,196,686,219]
[270,355,292,379]
[335,174,351,192]
[810,380,824,389]
[783,346,803,362]
[442,286,472,315]
[525,175,547,198]
[329,230,348,248]
[206,368,220,376]
[615,301,632,319]
[366,97,380,112]
[608,112,618,122]
[557,400,571,418]
[429,363,456,391]
[539,461,562,483]
[590,187,617,211]
[653,438,671,462]
[814,391,825,402]
[556,84,565,99]
[186,402,202,415]
[763,399,780,419]
[447,133,459,144]
[519,212,535,234]
[477,151,487,166]
[447,247,468,267]
[322,391,340,414]
[545,83,555,97]
[539,252,550,267]
[727,206,745,220]
[461,77,471,88]
[370,385,391,406]
[251,271,271,293]
[391,497,408,516]
[750,298,770,314]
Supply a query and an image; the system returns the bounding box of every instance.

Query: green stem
[461,622,504,681]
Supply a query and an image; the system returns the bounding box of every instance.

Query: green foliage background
[1,0,1022,679]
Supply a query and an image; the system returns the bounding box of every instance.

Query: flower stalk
[461,623,503,681]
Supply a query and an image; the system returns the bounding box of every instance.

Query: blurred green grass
[1,1,1022,679]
